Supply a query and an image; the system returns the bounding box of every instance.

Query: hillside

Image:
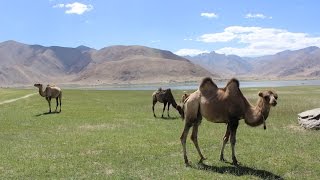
[186,51,252,77]
[0,41,215,86]
[186,46,320,79]
[73,45,215,84]
[250,46,320,78]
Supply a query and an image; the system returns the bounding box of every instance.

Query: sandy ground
[0,93,37,105]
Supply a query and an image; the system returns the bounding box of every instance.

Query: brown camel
[152,88,183,118]
[180,77,278,166]
[34,83,62,113]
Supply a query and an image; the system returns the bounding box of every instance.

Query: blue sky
[1,0,320,56]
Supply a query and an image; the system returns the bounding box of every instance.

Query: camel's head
[258,90,278,107]
[176,105,184,119]
[34,83,43,88]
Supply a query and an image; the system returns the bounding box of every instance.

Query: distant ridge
[185,46,320,79]
[0,40,215,86]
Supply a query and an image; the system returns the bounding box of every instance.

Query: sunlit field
[0,86,319,179]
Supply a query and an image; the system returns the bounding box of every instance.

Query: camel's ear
[258,91,263,97]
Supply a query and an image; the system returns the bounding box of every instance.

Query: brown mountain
[73,45,216,84]
[0,40,91,86]
[250,46,320,78]
[0,41,214,86]
[186,46,320,79]
[185,51,252,77]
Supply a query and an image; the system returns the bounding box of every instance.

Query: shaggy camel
[34,84,62,113]
[180,77,278,166]
[152,88,183,118]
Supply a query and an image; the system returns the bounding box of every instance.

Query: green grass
[0,86,320,179]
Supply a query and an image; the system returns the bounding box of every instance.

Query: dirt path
[0,93,37,105]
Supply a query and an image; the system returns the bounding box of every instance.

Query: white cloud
[53,2,93,15]
[201,12,218,19]
[175,49,209,56]
[198,31,236,42]
[245,13,272,19]
[151,40,160,43]
[198,26,320,56]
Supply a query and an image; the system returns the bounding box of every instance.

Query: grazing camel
[152,88,183,118]
[180,77,278,166]
[34,83,62,113]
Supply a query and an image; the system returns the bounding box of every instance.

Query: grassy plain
[0,86,319,179]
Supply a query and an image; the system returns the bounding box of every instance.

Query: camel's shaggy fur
[152,88,183,118]
[181,92,190,103]
[34,83,62,113]
[180,77,278,166]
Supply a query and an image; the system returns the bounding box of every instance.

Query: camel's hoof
[198,157,207,164]
[232,161,240,166]
[220,157,226,162]
[185,162,191,167]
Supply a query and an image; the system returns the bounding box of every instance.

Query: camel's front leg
[46,97,52,113]
[180,122,192,166]
[230,120,239,165]
[191,123,206,163]
[220,125,230,162]
[161,102,167,118]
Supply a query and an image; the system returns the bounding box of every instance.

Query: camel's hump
[226,78,240,88]
[199,77,218,93]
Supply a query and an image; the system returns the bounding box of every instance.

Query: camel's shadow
[155,116,180,120]
[35,111,61,117]
[193,162,283,180]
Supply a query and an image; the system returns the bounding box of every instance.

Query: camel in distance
[152,88,183,118]
[180,77,278,166]
[34,84,62,113]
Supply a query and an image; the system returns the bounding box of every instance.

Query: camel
[152,88,183,118]
[34,83,62,113]
[180,77,278,166]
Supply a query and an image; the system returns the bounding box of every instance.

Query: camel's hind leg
[161,102,167,118]
[55,97,59,112]
[180,121,192,166]
[220,125,231,162]
[58,92,62,112]
[167,103,171,117]
[191,123,206,163]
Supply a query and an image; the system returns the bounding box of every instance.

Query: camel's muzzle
[271,101,277,106]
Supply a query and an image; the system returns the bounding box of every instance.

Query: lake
[81,79,320,90]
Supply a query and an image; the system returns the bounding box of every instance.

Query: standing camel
[180,77,278,166]
[34,84,62,113]
[152,88,183,118]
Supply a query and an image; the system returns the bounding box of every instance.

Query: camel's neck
[37,86,46,97]
[243,98,271,127]
[171,97,178,109]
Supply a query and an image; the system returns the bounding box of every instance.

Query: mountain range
[186,46,320,79]
[0,41,214,86]
[0,40,319,87]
